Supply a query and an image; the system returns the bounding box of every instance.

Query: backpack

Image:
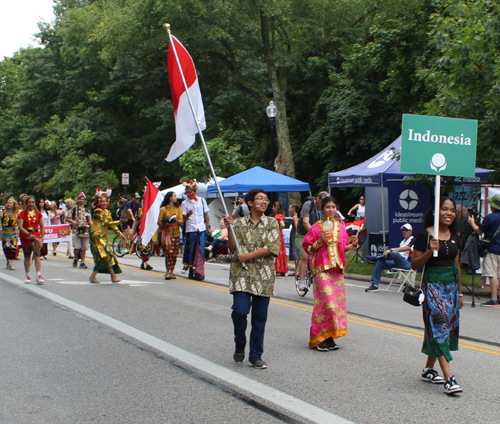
[296,197,317,236]
[236,204,249,218]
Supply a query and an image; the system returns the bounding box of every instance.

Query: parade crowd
[3,182,490,396]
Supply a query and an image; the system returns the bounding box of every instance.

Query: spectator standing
[63,198,75,259]
[365,223,414,292]
[67,193,92,269]
[231,194,250,219]
[468,194,500,306]
[181,180,212,281]
[348,195,366,219]
[18,195,45,284]
[272,201,288,276]
[302,196,358,351]
[296,191,329,290]
[223,189,280,369]
[49,201,63,255]
[412,198,463,394]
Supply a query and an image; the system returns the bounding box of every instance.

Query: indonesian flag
[166,35,206,162]
[140,179,164,246]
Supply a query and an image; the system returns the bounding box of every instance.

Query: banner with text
[44,224,71,243]
[401,114,478,177]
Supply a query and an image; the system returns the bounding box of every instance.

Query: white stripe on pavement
[1,272,353,424]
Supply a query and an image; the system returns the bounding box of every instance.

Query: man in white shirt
[365,223,414,293]
[181,181,212,281]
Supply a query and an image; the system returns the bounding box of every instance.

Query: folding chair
[386,268,416,292]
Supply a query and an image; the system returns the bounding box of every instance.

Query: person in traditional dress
[288,203,300,276]
[181,180,212,281]
[272,201,288,276]
[158,191,183,279]
[303,196,359,351]
[0,197,19,270]
[49,200,63,255]
[411,197,464,395]
[89,188,127,284]
[18,195,45,284]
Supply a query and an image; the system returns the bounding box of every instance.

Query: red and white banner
[44,224,72,243]
[140,179,164,246]
[165,35,206,162]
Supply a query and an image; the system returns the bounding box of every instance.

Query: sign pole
[433,176,440,257]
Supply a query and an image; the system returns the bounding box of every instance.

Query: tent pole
[381,173,386,244]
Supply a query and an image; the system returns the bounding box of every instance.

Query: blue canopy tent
[207,166,311,194]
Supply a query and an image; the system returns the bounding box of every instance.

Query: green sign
[401,114,478,178]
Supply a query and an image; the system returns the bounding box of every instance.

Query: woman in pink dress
[272,201,288,276]
[50,201,63,255]
[303,196,359,351]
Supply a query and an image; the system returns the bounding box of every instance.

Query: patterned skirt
[309,267,348,347]
[2,226,18,259]
[421,266,459,362]
[275,230,288,273]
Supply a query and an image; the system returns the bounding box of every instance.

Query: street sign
[122,173,130,185]
[401,114,478,178]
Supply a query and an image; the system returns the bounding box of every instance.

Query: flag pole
[164,24,246,264]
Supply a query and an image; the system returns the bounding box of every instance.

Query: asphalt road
[1,246,499,424]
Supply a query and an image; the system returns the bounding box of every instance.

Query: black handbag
[403,285,425,307]
[477,224,500,257]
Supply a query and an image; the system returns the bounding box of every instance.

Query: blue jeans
[231,292,270,359]
[205,238,228,259]
[371,251,411,287]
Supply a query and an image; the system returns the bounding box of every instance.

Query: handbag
[402,284,425,306]
[477,225,500,257]
[402,230,428,307]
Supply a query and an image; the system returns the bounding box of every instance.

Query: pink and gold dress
[274,214,288,274]
[303,219,350,347]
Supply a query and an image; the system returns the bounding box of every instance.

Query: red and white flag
[166,35,206,162]
[140,179,164,246]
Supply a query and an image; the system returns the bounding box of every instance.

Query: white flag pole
[433,176,440,257]
[164,24,245,264]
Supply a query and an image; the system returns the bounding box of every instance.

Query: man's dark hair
[422,197,459,232]
[246,189,267,204]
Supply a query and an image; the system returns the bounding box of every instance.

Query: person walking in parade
[181,180,212,281]
[302,196,359,351]
[158,191,184,279]
[0,197,19,270]
[223,189,280,369]
[18,195,45,284]
[67,193,92,269]
[411,197,464,394]
[89,188,127,284]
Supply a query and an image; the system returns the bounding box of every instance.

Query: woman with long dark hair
[273,201,288,276]
[411,197,463,394]
[158,191,183,279]
[0,197,19,270]
[18,195,45,284]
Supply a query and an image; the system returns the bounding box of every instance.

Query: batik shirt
[229,215,280,297]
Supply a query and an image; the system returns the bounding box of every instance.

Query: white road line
[1,272,352,424]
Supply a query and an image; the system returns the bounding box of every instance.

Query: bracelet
[459,294,463,297]
[313,240,322,250]
[207,225,211,228]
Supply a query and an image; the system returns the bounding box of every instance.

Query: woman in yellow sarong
[89,189,127,284]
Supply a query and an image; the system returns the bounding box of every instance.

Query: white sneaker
[298,280,307,290]
[25,276,32,284]
[37,275,45,285]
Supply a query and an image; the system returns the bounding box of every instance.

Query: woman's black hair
[161,191,178,208]
[320,196,339,211]
[422,197,459,232]
[245,188,267,204]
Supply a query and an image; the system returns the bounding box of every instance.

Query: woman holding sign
[302,196,359,351]
[411,197,463,395]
